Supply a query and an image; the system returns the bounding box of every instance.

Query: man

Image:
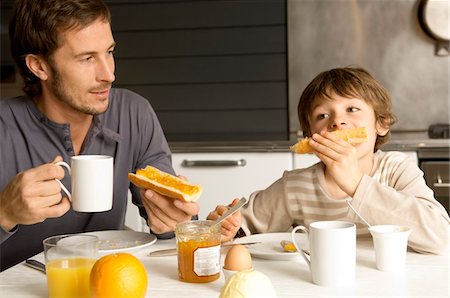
[0,0,198,271]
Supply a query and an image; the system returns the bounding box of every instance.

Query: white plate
[233,232,309,261]
[82,230,157,253]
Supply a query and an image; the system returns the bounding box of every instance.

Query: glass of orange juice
[43,234,99,298]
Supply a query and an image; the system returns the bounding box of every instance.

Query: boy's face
[309,92,388,153]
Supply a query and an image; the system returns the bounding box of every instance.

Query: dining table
[0,231,448,298]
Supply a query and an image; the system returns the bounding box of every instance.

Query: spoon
[210,197,248,230]
[346,199,372,227]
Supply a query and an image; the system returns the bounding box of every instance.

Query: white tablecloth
[1,237,448,297]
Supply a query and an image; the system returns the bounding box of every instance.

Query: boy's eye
[348,107,360,112]
[317,114,329,120]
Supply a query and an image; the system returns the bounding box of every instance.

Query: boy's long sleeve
[352,157,449,255]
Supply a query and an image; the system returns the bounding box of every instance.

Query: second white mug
[56,155,113,212]
[291,221,356,287]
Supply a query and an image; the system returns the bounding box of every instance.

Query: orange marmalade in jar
[176,220,221,283]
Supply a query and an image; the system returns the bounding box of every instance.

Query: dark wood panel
[0,1,13,8]
[106,0,192,3]
[1,0,289,142]
[119,82,287,110]
[1,35,12,63]
[114,25,286,58]
[107,0,285,31]
[0,7,12,33]
[115,54,286,84]
[157,110,288,133]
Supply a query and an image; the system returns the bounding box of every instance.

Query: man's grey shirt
[0,88,175,270]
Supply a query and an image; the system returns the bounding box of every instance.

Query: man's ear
[25,54,50,81]
[376,120,389,137]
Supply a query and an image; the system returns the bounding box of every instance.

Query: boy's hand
[309,131,364,196]
[207,198,241,242]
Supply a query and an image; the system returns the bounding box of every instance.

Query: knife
[148,241,261,257]
[25,259,46,274]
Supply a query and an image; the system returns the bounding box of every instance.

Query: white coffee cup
[56,155,113,212]
[369,225,411,272]
[291,221,356,287]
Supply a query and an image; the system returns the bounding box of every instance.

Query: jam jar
[176,220,221,283]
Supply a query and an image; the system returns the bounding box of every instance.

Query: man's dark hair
[9,0,111,97]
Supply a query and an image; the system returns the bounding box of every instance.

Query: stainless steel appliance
[419,148,450,214]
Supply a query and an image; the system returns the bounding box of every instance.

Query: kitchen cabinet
[293,154,320,169]
[125,151,297,231]
[124,190,145,232]
[171,152,294,220]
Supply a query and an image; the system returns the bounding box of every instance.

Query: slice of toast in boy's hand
[128,166,202,202]
[290,127,368,154]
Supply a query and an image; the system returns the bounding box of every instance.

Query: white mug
[56,155,113,212]
[291,221,356,287]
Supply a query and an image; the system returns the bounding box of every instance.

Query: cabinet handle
[434,176,450,188]
[181,159,247,167]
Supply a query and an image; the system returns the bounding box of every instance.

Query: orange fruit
[90,253,148,298]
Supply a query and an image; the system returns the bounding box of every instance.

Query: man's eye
[108,50,115,55]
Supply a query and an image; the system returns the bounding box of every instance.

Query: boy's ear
[376,120,389,136]
[25,54,50,81]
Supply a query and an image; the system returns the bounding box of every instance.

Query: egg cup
[222,267,254,282]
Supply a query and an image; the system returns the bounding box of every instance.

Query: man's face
[45,18,116,115]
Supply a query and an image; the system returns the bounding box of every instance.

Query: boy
[208,67,449,255]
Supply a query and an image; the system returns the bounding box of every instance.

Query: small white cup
[291,221,356,287]
[369,225,411,272]
[56,155,113,212]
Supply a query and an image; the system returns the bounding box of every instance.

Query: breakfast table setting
[0,228,448,298]
[1,155,449,297]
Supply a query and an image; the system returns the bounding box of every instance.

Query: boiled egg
[223,244,253,271]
